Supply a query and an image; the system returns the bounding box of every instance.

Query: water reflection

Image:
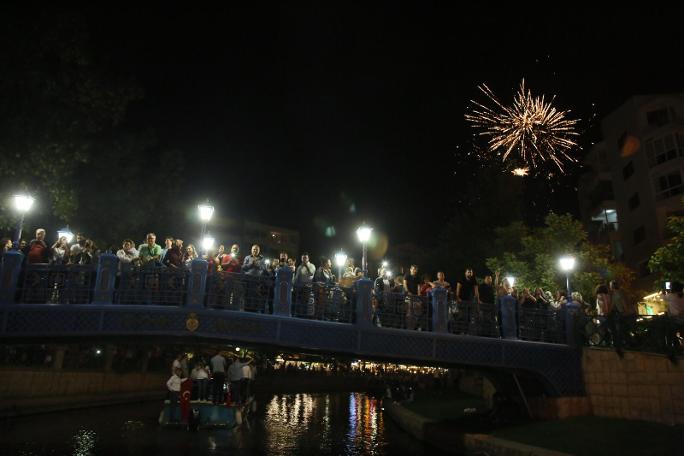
[1,392,439,455]
[72,429,97,456]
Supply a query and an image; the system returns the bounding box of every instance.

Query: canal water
[1,392,446,455]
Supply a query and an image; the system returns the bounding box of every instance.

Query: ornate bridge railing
[292,283,354,323]
[575,313,684,357]
[206,271,273,313]
[0,252,572,344]
[115,265,189,306]
[377,292,430,331]
[18,264,95,305]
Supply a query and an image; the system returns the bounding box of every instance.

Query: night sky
[26,6,684,255]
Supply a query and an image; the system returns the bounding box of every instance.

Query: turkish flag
[180,378,192,422]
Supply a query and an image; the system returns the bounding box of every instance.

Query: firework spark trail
[465,80,579,172]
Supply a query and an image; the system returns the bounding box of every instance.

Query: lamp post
[356,225,372,277]
[505,276,515,290]
[201,235,215,254]
[12,194,35,248]
[197,202,214,247]
[558,256,576,295]
[334,251,347,282]
[57,226,74,244]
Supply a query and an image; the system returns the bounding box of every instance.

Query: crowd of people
[165,350,256,423]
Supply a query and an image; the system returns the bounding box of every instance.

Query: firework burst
[465,80,579,172]
[511,167,529,177]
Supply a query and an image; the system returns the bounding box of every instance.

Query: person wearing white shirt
[191,363,210,402]
[117,239,139,266]
[228,356,251,405]
[166,368,185,423]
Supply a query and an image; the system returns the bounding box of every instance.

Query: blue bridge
[0,252,584,396]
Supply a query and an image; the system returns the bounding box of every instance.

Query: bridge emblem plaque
[186,312,199,332]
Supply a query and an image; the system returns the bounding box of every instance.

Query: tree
[486,212,635,300]
[72,131,187,247]
[0,11,141,229]
[648,216,684,284]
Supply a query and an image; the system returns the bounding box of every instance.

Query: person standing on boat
[228,355,252,405]
[191,361,210,402]
[171,353,184,375]
[166,368,186,423]
[210,350,227,404]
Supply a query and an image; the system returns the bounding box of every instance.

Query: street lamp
[12,194,35,247]
[57,226,74,244]
[334,251,347,281]
[198,203,214,223]
[356,225,372,276]
[505,276,515,289]
[197,201,214,246]
[201,235,215,253]
[559,256,576,295]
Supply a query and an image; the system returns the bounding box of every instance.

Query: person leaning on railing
[220,244,242,273]
[24,228,51,264]
[116,239,140,266]
[139,233,162,266]
[51,236,70,265]
[162,239,184,269]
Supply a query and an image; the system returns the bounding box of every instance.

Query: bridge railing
[574,313,683,357]
[206,271,273,313]
[1,251,577,346]
[292,283,354,323]
[18,263,96,304]
[518,306,565,343]
[115,264,189,306]
[377,292,431,331]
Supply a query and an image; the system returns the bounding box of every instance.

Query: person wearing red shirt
[220,244,242,273]
[25,228,50,264]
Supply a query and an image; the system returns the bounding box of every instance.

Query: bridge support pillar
[0,251,23,305]
[354,278,373,328]
[186,259,208,308]
[273,267,293,317]
[431,287,448,333]
[94,254,118,304]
